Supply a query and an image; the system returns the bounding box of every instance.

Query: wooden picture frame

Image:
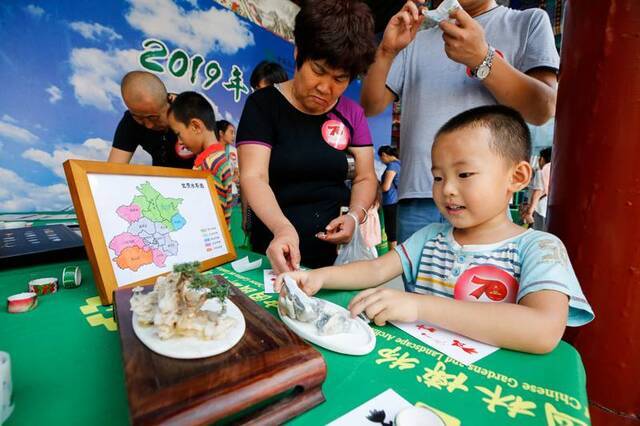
[64,160,236,305]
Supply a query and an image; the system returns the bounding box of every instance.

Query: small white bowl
[395,406,445,426]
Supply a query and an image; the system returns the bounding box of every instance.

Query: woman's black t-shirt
[236,85,373,267]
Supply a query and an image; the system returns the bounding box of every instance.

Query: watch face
[477,65,490,80]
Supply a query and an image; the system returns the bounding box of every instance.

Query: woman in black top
[237,0,378,272]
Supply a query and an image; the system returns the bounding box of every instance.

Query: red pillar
[548,1,640,423]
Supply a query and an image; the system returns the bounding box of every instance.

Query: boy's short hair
[168,91,217,132]
[293,0,376,80]
[250,61,288,89]
[435,105,532,164]
[540,146,552,163]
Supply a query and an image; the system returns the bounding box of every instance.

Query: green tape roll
[61,266,82,289]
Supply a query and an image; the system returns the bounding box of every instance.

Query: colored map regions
[109,182,186,272]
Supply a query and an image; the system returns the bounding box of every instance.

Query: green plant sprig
[173,262,229,304]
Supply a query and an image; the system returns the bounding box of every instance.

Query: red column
[548,1,640,423]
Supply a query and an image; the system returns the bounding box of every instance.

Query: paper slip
[231,256,262,273]
[263,269,278,293]
[391,320,499,365]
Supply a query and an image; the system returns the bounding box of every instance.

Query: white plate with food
[278,299,375,356]
[132,297,246,359]
[277,276,375,356]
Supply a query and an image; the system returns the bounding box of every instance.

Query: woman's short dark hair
[293,0,376,80]
[216,120,232,137]
[378,145,398,158]
[250,61,288,89]
[540,147,552,163]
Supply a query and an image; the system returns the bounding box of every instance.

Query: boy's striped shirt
[194,143,233,224]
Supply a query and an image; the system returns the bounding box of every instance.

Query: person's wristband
[349,207,368,224]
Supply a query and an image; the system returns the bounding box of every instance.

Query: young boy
[168,92,233,225]
[276,105,593,354]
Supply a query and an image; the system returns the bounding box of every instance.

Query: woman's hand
[267,225,301,274]
[348,287,421,326]
[274,270,324,296]
[317,213,357,245]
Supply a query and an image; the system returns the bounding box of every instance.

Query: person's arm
[107,147,134,164]
[483,61,557,125]
[360,49,400,117]
[360,1,425,117]
[523,188,544,223]
[320,146,378,244]
[238,144,300,273]
[441,8,557,125]
[274,249,404,295]
[348,288,568,354]
[381,169,397,192]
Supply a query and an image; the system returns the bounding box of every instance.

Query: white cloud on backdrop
[125,0,254,56]
[22,137,152,179]
[0,167,69,211]
[0,118,39,144]
[70,21,123,42]
[1,114,18,124]
[69,48,140,112]
[46,85,63,103]
[24,4,45,19]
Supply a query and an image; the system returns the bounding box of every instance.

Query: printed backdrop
[0,0,391,213]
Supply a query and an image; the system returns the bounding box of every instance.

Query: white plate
[395,406,445,426]
[278,298,376,356]
[132,298,245,359]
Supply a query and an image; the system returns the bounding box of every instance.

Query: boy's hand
[440,7,488,69]
[274,270,324,296]
[348,288,420,326]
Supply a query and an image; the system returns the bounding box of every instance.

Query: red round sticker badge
[321,119,350,150]
[175,141,195,159]
[454,265,519,303]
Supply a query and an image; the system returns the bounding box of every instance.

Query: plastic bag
[421,0,461,29]
[360,206,381,249]
[334,219,378,266]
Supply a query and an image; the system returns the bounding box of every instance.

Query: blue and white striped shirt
[395,223,594,327]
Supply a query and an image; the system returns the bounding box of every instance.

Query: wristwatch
[471,45,496,81]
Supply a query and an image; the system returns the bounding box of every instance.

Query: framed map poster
[64,160,236,305]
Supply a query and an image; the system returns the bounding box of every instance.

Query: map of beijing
[109,181,186,271]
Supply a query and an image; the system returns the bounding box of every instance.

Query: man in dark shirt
[107,71,194,168]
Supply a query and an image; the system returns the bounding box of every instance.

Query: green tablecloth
[0,250,591,425]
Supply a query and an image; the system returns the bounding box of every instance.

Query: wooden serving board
[114,276,327,425]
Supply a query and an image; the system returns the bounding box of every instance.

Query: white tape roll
[0,351,14,424]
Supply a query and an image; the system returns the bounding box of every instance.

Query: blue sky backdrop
[0,0,391,212]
